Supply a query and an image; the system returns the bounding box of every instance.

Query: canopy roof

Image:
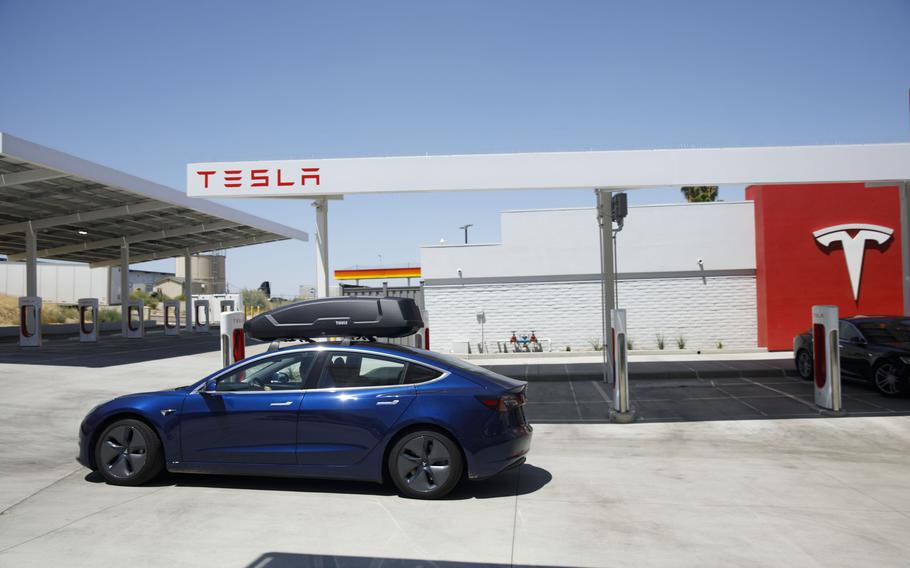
[0,133,308,267]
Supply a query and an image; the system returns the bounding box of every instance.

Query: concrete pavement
[2,346,910,567]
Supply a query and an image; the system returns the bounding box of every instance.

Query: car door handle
[269,401,294,407]
[376,400,400,406]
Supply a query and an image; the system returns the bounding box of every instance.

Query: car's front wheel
[94,419,164,486]
[872,361,909,398]
[795,349,813,381]
[388,430,463,499]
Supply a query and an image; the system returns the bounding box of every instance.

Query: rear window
[404,363,443,384]
[424,352,525,389]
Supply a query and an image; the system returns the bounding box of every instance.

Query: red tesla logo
[196,168,321,190]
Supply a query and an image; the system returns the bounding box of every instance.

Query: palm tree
[680,186,719,202]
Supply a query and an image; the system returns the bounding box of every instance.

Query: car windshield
[856,320,910,344]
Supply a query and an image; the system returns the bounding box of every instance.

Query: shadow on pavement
[0,332,260,367]
[84,463,552,500]
[525,374,910,424]
[244,553,571,568]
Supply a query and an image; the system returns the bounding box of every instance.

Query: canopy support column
[120,239,129,335]
[595,188,615,384]
[314,197,330,298]
[184,252,193,330]
[901,181,910,316]
[25,221,37,297]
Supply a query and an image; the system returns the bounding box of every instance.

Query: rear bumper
[468,424,533,480]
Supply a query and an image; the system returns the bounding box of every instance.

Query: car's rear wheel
[873,362,909,397]
[388,430,463,499]
[796,350,813,381]
[94,419,163,486]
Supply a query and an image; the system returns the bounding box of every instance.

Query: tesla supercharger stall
[18,296,42,348]
[163,300,180,336]
[194,299,210,333]
[610,308,635,423]
[220,310,246,367]
[812,305,843,413]
[126,300,144,338]
[78,298,99,343]
[219,299,235,313]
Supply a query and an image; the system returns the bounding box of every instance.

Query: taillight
[476,392,526,411]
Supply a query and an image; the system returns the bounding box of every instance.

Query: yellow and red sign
[334,267,421,281]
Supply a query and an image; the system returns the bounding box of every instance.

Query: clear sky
[1,0,908,296]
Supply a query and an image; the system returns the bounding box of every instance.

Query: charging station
[194,299,210,333]
[219,299,235,313]
[220,310,246,367]
[77,298,99,342]
[18,296,42,348]
[125,300,144,338]
[811,305,843,413]
[610,308,635,423]
[163,300,180,336]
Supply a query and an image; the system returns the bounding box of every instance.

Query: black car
[793,316,910,397]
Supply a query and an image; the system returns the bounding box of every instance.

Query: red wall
[747,183,904,350]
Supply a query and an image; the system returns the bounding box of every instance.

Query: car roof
[843,316,907,324]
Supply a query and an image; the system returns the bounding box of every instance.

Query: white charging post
[610,308,635,423]
[220,299,235,313]
[163,300,180,336]
[18,296,42,348]
[78,298,99,342]
[812,305,843,413]
[220,310,246,367]
[194,299,210,333]
[125,300,144,338]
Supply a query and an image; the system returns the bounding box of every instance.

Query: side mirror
[851,336,866,345]
[201,378,218,394]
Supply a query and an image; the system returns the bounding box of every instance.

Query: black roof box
[244,297,423,341]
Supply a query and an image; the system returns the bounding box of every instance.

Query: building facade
[420,184,904,353]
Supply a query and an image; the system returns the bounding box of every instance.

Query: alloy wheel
[874,363,901,396]
[797,351,812,379]
[99,425,148,479]
[396,435,452,494]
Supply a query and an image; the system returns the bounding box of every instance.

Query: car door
[838,321,868,377]
[296,350,415,466]
[180,350,318,465]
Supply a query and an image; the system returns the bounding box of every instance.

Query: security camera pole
[459,224,473,244]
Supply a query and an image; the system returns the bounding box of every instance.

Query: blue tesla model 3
[78,342,532,499]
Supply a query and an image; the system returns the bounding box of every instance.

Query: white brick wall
[424,276,757,352]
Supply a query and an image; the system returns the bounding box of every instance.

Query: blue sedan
[78,343,532,499]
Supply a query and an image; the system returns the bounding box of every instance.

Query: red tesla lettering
[250,169,269,187]
[196,170,216,189]
[276,169,294,186]
[301,167,321,186]
[223,169,242,188]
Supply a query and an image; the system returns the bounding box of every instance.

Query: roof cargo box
[244,297,423,341]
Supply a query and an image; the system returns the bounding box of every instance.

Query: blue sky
[1,0,908,296]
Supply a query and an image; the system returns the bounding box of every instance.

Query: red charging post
[610,308,635,423]
[811,305,843,412]
[77,298,99,342]
[220,311,246,367]
[18,296,42,348]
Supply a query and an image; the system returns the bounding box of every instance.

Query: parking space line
[734,377,820,412]
[566,380,583,420]
[591,379,611,403]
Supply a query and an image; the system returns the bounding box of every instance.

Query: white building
[420,201,756,352]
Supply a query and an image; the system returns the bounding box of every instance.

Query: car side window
[215,352,317,392]
[839,322,862,343]
[404,363,443,384]
[318,353,406,389]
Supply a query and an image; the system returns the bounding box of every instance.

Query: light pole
[459,224,473,244]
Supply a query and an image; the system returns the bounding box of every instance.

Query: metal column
[595,189,615,383]
[120,239,129,336]
[314,197,330,298]
[25,221,37,297]
[184,252,193,331]
[900,181,910,316]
